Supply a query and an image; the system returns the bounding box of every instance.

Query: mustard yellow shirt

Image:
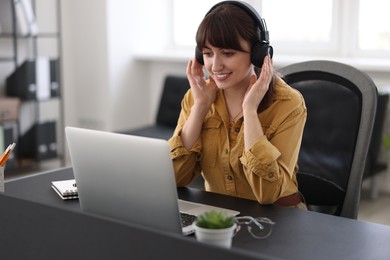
[168,76,307,204]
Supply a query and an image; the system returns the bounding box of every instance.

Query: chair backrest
[363,93,389,177]
[156,75,190,127]
[278,60,377,219]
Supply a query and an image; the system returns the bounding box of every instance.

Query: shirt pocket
[200,118,222,167]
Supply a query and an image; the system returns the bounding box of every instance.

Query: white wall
[61,0,171,132]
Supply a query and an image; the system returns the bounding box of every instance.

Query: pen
[0,143,12,162]
[0,143,16,167]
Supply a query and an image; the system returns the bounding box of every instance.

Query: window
[260,0,335,54]
[172,0,390,58]
[173,0,221,47]
[358,0,390,51]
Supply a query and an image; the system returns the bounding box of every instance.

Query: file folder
[18,121,57,160]
[6,59,37,100]
[50,59,60,97]
[6,58,58,100]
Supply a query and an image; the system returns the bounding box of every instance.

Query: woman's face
[202,38,254,91]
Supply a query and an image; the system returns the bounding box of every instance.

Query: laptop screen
[65,126,183,234]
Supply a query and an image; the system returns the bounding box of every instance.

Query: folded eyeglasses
[235,216,276,239]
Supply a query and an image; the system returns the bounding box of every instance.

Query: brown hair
[196,3,274,111]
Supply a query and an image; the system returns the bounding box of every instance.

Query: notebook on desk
[65,126,239,235]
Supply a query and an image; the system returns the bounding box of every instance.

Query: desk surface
[3,167,390,260]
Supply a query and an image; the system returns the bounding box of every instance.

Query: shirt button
[227,175,233,180]
[225,149,229,154]
[268,173,274,178]
[235,128,240,132]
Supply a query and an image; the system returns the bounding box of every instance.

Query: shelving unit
[0,0,64,173]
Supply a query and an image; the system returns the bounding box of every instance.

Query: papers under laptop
[65,127,239,235]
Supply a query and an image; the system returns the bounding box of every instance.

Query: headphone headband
[196,0,273,67]
[205,1,270,43]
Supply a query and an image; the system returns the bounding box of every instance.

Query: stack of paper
[51,179,78,200]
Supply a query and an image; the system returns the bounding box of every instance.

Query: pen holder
[0,166,4,192]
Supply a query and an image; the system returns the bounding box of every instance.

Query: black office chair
[121,75,190,140]
[278,60,378,219]
[363,93,389,198]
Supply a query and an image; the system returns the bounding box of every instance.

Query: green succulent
[195,210,235,229]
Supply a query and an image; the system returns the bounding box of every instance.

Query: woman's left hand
[242,55,273,112]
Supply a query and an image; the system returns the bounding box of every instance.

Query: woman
[168,1,307,208]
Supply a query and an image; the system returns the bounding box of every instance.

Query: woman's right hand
[186,58,217,110]
[180,58,217,150]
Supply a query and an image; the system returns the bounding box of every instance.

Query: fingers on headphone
[186,58,206,88]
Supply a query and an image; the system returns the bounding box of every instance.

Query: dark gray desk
[2,167,390,259]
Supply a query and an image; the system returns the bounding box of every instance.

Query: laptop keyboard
[180,212,197,227]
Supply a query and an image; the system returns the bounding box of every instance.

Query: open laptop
[65,126,239,235]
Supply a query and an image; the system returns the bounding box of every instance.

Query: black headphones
[195,0,273,67]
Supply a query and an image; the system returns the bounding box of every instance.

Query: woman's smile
[213,73,231,81]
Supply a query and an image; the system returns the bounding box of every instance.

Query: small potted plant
[193,210,237,248]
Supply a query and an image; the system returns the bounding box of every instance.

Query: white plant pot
[193,223,237,249]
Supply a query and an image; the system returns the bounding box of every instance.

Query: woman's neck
[223,88,246,121]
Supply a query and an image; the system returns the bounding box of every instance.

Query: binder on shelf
[18,121,57,161]
[13,0,39,36]
[20,0,39,35]
[6,58,59,100]
[35,58,50,100]
[43,120,57,159]
[50,59,60,97]
[13,0,29,36]
[6,59,37,100]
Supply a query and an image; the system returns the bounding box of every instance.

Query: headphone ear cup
[195,47,204,65]
[251,42,273,67]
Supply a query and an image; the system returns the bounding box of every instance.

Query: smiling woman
[168,1,307,209]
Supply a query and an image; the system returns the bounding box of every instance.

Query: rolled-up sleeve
[240,135,281,181]
[168,128,202,186]
[239,94,307,204]
[168,90,202,186]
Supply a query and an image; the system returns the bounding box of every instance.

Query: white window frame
[170,0,390,59]
[256,0,339,56]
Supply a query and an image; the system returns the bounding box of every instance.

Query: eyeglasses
[235,216,275,239]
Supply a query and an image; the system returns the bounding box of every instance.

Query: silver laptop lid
[65,126,182,234]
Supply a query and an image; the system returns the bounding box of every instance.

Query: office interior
[0,0,390,227]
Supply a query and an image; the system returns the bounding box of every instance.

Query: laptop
[65,126,239,235]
